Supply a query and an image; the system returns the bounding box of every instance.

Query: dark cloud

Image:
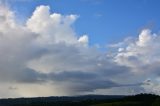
[0,4,160,97]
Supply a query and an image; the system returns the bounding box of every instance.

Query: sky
[0,0,160,98]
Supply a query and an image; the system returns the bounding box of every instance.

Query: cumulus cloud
[0,4,160,98]
[27,5,78,45]
[0,4,130,97]
[112,29,160,94]
[78,35,89,46]
[114,29,160,69]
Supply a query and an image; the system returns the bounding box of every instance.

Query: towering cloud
[0,4,160,98]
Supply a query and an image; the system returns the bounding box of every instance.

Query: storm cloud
[0,4,160,98]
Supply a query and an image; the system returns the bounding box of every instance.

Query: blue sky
[8,0,160,46]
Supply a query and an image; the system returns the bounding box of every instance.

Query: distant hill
[0,94,159,106]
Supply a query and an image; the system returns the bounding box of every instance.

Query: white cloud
[114,29,160,67]
[137,29,153,47]
[78,35,89,46]
[0,5,128,97]
[27,5,79,45]
[112,29,160,94]
[0,4,160,98]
